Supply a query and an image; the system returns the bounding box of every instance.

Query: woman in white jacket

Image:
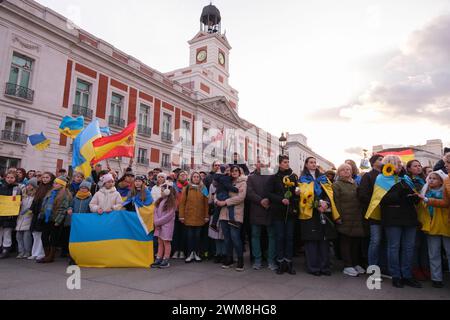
[89,174,123,214]
[151,173,168,203]
[16,177,38,258]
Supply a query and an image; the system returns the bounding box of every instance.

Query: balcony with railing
[1,130,28,144]
[161,132,172,143]
[137,157,149,166]
[138,124,151,137]
[72,104,93,119]
[108,116,125,128]
[4,83,34,102]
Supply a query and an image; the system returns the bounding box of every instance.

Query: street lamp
[279,132,287,155]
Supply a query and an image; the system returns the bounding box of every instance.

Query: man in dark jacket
[433,148,450,174]
[229,152,250,176]
[357,154,384,270]
[204,160,221,191]
[266,155,299,275]
[247,160,276,271]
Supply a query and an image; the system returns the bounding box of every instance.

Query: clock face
[197,50,207,63]
[218,52,225,66]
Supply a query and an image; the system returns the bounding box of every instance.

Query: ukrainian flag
[28,132,51,151]
[58,116,84,139]
[72,120,102,178]
[365,174,415,220]
[69,210,154,268]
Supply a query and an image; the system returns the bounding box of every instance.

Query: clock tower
[166,4,239,111]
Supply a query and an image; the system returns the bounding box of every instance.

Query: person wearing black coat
[247,162,276,270]
[379,156,422,288]
[266,155,299,275]
[0,172,22,259]
[433,148,450,174]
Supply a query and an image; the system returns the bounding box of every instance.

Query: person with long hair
[150,172,167,203]
[216,165,247,271]
[171,170,189,260]
[179,172,209,263]
[29,172,55,260]
[406,159,430,281]
[299,157,340,276]
[151,182,177,269]
[333,164,367,277]
[267,155,299,275]
[37,176,72,263]
[123,175,153,212]
[0,171,22,259]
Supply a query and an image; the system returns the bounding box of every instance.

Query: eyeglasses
[214,164,220,167]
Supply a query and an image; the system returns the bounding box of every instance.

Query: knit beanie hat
[28,177,38,189]
[101,173,114,184]
[157,172,167,180]
[54,176,68,187]
[79,180,92,190]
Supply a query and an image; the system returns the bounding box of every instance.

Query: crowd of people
[0,151,449,290]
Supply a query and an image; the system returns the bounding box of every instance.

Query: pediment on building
[199,96,242,125]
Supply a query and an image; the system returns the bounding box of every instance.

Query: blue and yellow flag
[72,120,101,178]
[69,210,154,268]
[28,132,51,151]
[58,116,84,139]
[365,174,415,221]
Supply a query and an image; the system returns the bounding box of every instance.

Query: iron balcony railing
[72,104,93,119]
[1,130,28,144]
[161,132,172,143]
[108,116,125,128]
[5,83,34,102]
[138,125,151,137]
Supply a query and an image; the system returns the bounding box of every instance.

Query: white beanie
[421,169,447,196]
[101,173,114,184]
[157,172,167,180]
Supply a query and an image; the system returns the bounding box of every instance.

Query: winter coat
[266,168,299,221]
[208,183,223,240]
[65,194,92,227]
[357,169,381,225]
[380,179,419,227]
[179,184,209,227]
[153,198,176,241]
[217,175,247,223]
[16,194,34,231]
[333,180,367,237]
[89,187,123,213]
[246,171,272,226]
[426,174,450,213]
[39,189,71,226]
[0,182,22,228]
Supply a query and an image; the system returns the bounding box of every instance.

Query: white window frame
[9,52,33,89]
[74,79,91,108]
[161,112,173,135]
[110,92,124,120]
[4,117,25,133]
[138,103,151,128]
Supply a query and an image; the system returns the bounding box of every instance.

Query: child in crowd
[15,177,38,258]
[151,182,176,269]
[420,170,450,288]
[0,171,22,259]
[123,175,153,212]
[210,165,239,230]
[89,174,123,214]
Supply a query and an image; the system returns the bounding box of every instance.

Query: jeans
[220,220,243,258]
[186,226,202,254]
[427,235,450,282]
[251,224,276,265]
[274,219,295,262]
[368,224,382,267]
[0,227,13,248]
[215,239,226,256]
[304,240,331,273]
[16,230,32,255]
[413,230,430,270]
[384,226,416,279]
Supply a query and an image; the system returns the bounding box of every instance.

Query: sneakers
[179,252,186,259]
[354,265,366,274]
[27,255,37,260]
[194,252,202,262]
[432,281,444,288]
[171,251,180,259]
[16,253,24,259]
[151,257,163,268]
[268,263,278,271]
[252,263,262,270]
[185,252,195,263]
[159,259,170,269]
[23,253,31,259]
[343,267,359,277]
[235,257,244,272]
[221,256,234,269]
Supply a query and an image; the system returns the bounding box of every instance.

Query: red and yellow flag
[91,122,136,164]
[378,149,415,164]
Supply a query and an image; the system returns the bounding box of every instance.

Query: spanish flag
[69,209,154,268]
[91,122,136,164]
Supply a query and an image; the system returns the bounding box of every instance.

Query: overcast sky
[36,0,450,165]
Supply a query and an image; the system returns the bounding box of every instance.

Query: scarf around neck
[425,188,443,217]
[76,190,91,200]
[300,174,328,197]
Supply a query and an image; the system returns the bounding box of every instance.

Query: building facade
[0,0,332,176]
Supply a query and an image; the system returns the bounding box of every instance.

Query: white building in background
[0,0,333,176]
[372,139,444,167]
[286,133,335,176]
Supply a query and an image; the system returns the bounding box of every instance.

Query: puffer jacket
[218,175,248,224]
[89,187,123,213]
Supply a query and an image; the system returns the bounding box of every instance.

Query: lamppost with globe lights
[279,132,287,156]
